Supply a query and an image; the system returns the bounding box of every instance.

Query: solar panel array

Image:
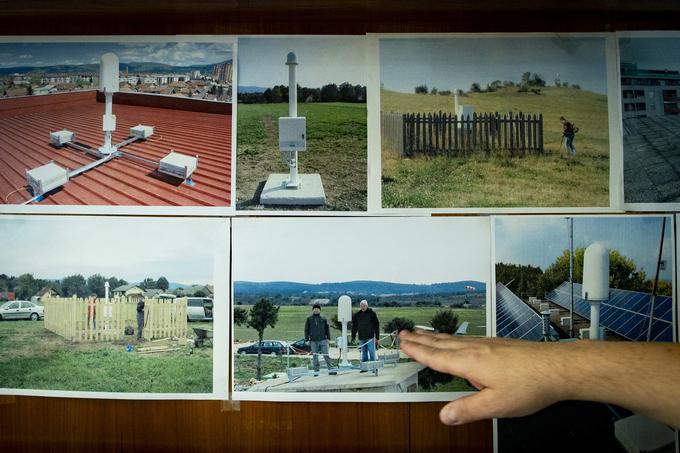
[496,283,558,341]
[546,282,673,342]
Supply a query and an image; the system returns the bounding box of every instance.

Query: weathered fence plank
[400,111,543,156]
[43,296,189,342]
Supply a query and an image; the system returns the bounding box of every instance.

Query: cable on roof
[3,185,29,204]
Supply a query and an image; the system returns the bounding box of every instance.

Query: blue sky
[238,37,366,88]
[1,216,223,284]
[495,216,673,281]
[0,42,232,68]
[619,37,680,71]
[380,37,608,94]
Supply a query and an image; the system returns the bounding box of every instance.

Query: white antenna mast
[99,53,119,155]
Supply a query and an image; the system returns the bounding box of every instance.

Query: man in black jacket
[304,304,334,374]
[351,300,380,363]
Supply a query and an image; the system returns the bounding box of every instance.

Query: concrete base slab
[246,361,425,393]
[260,173,326,206]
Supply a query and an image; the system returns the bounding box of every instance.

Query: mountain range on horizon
[0,60,232,77]
[234,280,485,297]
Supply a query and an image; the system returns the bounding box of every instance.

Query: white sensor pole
[104,281,110,302]
[285,52,300,188]
[338,295,352,368]
[99,53,119,155]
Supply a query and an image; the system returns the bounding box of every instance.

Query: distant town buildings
[0,60,233,102]
[621,62,680,119]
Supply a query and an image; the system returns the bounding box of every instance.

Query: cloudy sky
[0,216,226,284]
[0,41,232,68]
[381,37,608,94]
[238,36,366,88]
[495,216,673,282]
[619,37,680,71]
[233,217,490,284]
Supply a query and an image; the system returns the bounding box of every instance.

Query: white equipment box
[279,117,307,151]
[130,124,154,139]
[49,130,75,146]
[26,162,69,195]
[159,151,198,180]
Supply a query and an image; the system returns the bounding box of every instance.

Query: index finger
[400,337,470,377]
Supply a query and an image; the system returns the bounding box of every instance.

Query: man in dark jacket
[351,300,380,363]
[136,298,145,341]
[304,304,333,374]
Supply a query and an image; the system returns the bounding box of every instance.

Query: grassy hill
[237,102,367,211]
[381,87,609,208]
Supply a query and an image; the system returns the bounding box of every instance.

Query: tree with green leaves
[61,274,87,298]
[431,308,459,334]
[15,273,41,300]
[156,277,169,291]
[470,82,481,93]
[234,307,249,326]
[247,298,280,380]
[86,274,107,297]
[141,278,156,290]
[414,84,428,94]
[384,317,414,334]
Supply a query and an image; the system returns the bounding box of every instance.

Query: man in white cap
[351,300,380,365]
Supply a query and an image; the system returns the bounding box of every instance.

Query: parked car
[288,339,311,354]
[237,340,287,356]
[187,297,213,321]
[0,300,44,321]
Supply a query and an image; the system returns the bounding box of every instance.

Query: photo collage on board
[0,31,677,451]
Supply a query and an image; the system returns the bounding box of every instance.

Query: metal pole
[568,217,574,338]
[646,217,666,342]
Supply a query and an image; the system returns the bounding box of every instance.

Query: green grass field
[237,102,367,211]
[232,305,487,343]
[381,87,609,208]
[0,320,213,393]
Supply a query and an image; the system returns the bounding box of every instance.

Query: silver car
[187,297,213,321]
[0,300,44,321]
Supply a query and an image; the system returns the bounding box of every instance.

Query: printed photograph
[620,37,680,204]
[0,215,227,396]
[236,37,367,211]
[380,36,610,209]
[494,215,675,452]
[232,217,489,400]
[0,40,233,207]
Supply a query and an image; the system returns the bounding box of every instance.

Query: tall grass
[381,87,609,208]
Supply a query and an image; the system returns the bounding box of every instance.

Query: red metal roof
[0,91,231,206]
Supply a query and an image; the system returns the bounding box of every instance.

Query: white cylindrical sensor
[286,52,298,118]
[582,242,609,301]
[99,53,120,94]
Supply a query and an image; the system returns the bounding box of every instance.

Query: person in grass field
[560,116,578,156]
[352,300,380,367]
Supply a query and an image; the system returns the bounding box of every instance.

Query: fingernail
[442,408,458,425]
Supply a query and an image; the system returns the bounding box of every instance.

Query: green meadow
[0,320,213,393]
[237,102,367,211]
[381,87,609,208]
[232,305,487,343]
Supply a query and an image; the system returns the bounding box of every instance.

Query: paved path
[623,116,680,203]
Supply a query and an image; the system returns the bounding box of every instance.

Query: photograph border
[0,214,231,400]
[230,215,493,402]
[0,35,237,217]
[368,32,622,214]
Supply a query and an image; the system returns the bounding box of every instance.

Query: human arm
[373,312,380,344]
[399,330,680,429]
[351,313,357,342]
[304,317,310,342]
[324,318,330,341]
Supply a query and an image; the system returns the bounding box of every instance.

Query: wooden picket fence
[43,295,187,342]
[401,111,544,157]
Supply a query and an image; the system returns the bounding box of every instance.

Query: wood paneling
[0,397,489,452]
